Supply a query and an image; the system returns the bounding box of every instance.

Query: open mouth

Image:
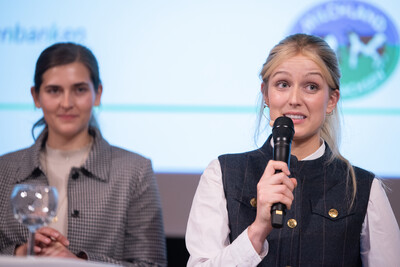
[284,114,306,120]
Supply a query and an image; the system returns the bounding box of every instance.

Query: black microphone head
[272,116,294,142]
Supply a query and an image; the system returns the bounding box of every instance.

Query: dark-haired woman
[0,43,167,267]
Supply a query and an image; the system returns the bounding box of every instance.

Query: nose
[288,86,301,107]
[60,91,73,109]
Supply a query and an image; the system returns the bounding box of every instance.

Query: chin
[56,126,88,137]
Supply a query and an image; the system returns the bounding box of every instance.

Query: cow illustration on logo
[290,0,399,99]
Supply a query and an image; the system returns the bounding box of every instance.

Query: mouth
[58,114,78,119]
[284,114,306,120]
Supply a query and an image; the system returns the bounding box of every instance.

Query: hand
[15,227,70,256]
[248,160,297,253]
[34,227,83,259]
[38,241,80,259]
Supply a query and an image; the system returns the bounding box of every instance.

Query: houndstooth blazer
[0,128,167,267]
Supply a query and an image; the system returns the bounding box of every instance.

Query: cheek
[307,93,329,111]
[320,96,331,114]
[78,97,96,112]
[309,98,329,126]
[38,97,58,114]
[267,94,285,112]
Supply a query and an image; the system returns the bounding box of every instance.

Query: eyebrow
[72,82,90,87]
[271,71,324,79]
[305,72,324,79]
[271,71,290,78]
[43,84,61,89]
[44,82,90,88]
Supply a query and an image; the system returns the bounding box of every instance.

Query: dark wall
[383,179,400,224]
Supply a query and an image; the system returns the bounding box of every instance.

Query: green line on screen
[97,104,256,113]
[343,108,400,116]
[1,103,400,115]
[0,103,35,110]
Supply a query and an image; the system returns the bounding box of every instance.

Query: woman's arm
[185,159,268,267]
[79,159,167,267]
[360,178,400,265]
[122,158,167,266]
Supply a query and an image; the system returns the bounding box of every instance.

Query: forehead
[272,55,323,75]
[41,62,91,84]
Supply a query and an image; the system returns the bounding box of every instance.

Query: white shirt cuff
[229,228,269,265]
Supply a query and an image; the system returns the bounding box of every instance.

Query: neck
[291,135,322,160]
[46,128,92,151]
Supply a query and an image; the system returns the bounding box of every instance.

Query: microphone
[271,116,294,228]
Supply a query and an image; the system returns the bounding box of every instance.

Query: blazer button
[250,198,257,207]
[71,210,80,218]
[71,171,79,180]
[287,218,297,228]
[329,208,338,218]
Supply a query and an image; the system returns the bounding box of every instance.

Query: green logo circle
[290,1,400,99]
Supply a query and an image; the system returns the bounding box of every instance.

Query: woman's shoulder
[92,129,152,167]
[105,146,157,191]
[87,138,155,185]
[352,165,375,178]
[0,146,32,165]
[0,146,35,179]
[331,160,375,189]
[326,153,374,178]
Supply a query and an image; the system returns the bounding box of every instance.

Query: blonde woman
[186,33,400,266]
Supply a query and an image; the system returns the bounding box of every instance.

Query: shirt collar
[16,127,110,183]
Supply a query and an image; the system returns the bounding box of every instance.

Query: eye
[75,86,89,94]
[305,83,319,92]
[276,81,290,89]
[45,87,60,94]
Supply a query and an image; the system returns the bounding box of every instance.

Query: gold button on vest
[250,198,257,207]
[329,208,339,218]
[287,218,297,228]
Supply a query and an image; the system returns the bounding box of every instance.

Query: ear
[31,87,41,108]
[94,84,103,106]
[326,89,340,114]
[261,83,269,107]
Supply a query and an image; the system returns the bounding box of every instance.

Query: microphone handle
[271,171,286,228]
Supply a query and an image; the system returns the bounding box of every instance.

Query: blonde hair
[258,33,357,207]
